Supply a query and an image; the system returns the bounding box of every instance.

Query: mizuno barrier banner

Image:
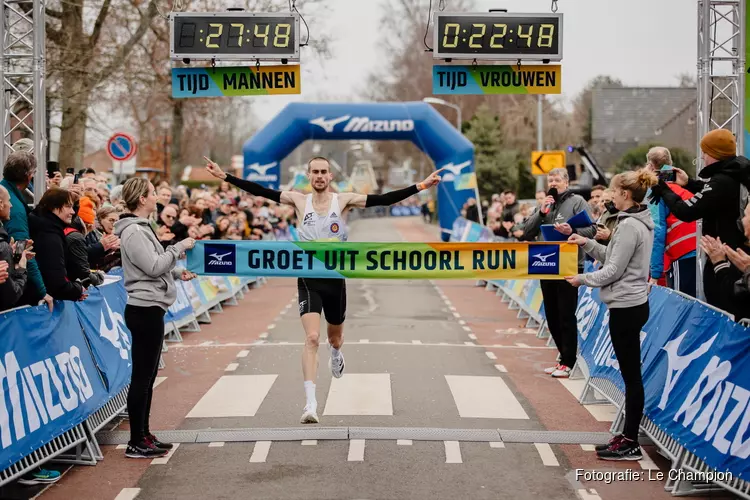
[0,302,107,471]
[187,241,578,279]
[575,275,750,480]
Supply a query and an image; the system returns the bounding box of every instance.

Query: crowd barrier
[0,266,260,487]
[477,236,750,497]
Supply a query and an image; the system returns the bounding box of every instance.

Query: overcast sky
[248,0,697,125]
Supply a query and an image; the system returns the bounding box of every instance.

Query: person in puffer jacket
[566,168,657,463]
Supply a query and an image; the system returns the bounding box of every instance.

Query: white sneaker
[300,404,319,424]
[329,351,345,379]
[551,365,571,378]
[544,364,561,374]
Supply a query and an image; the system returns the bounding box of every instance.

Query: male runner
[205,156,443,423]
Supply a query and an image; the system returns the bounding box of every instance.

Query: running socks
[304,380,317,408]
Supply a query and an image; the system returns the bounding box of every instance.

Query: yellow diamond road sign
[531,151,566,176]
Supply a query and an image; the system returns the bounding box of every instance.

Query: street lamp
[422,97,462,132]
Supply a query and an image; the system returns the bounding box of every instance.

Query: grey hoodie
[114,214,189,311]
[578,206,654,308]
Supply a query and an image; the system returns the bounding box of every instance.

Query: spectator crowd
[0,148,299,314]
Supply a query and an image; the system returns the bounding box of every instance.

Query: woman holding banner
[565,168,657,461]
[115,178,197,459]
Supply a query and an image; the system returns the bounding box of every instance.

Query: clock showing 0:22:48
[433,12,563,61]
[170,11,300,61]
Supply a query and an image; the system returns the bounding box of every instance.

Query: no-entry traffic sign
[107,133,137,162]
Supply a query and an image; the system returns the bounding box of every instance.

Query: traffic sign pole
[536,95,545,192]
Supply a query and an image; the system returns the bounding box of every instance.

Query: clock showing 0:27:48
[433,12,563,61]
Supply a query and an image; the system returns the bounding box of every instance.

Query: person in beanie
[650,129,750,318]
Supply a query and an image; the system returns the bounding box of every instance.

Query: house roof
[592,87,697,142]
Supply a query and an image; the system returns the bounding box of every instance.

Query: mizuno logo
[533,252,555,263]
[249,162,276,175]
[209,252,232,262]
[309,116,351,133]
[309,115,415,133]
[441,161,471,176]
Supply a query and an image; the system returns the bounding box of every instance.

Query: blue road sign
[107,133,136,162]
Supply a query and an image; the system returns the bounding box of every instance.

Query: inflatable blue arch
[241,102,477,241]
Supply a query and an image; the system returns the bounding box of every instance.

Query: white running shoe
[551,365,571,378]
[300,404,319,424]
[544,363,561,374]
[329,351,345,379]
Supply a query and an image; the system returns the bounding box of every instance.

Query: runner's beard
[312,179,330,193]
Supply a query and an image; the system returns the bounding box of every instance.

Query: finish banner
[187,241,577,280]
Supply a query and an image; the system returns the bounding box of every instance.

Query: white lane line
[444,441,462,463]
[452,312,461,318]
[485,351,497,360]
[301,440,317,446]
[397,440,412,446]
[445,375,528,419]
[259,332,269,339]
[237,350,250,358]
[324,374,393,416]
[199,341,213,346]
[534,443,559,466]
[187,375,277,418]
[494,364,508,373]
[580,444,595,451]
[468,333,477,340]
[348,439,365,461]
[360,339,370,344]
[267,324,276,330]
[151,443,180,465]
[489,442,505,448]
[153,376,167,389]
[464,341,475,346]
[279,341,290,345]
[462,326,472,332]
[225,363,238,372]
[449,306,456,311]
[412,340,422,344]
[116,444,128,450]
[208,442,225,447]
[515,343,530,348]
[638,449,660,470]
[458,320,466,325]
[249,441,272,463]
[114,489,142,500]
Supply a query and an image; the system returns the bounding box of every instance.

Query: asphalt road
[120,217,581,500]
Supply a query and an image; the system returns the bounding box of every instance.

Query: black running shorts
[297,278,347,325]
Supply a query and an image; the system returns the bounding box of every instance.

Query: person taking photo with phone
[565,168,657,461]
[115,178,197,459]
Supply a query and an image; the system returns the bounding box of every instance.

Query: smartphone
[657,169,676,183]
[13,239,26,262]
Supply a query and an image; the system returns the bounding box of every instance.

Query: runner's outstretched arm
[204,157,298,206]
[342,168,445,209]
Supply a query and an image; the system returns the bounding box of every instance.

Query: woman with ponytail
[565,168,657,461]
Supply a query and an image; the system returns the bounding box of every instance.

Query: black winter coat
[28,210,84,301]
[0,222,26,310]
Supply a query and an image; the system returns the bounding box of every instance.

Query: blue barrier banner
[0,302,107,470]
[642,293,750,479]
[74,279,133,396]
[575,281,750,479]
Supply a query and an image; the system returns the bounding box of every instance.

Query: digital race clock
[433,12,563,61]
[170,11,300,61]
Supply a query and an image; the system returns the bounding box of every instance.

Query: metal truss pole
[0,0,46,202]
[696,0,745,302]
